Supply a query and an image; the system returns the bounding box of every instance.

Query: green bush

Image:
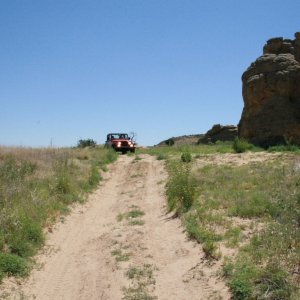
[166,161,196,213]
[233,138,253,153]
[7,218,44,258]
[77,138,97,148]
[181,152,192,163]
[0,253,28,277]
[225,259,259,300]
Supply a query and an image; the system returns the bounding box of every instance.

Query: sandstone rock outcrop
[198,124,238,144]
[239,32,300,147]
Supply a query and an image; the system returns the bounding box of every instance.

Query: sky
[1,0,299,147]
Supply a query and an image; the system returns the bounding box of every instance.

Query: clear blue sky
[1,0,299,147]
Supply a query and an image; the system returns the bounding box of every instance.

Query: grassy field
[138,142,300,299]
[0,146,117,282]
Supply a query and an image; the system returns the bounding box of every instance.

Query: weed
[126,264,155,283]
[128,219,145,226]
[127,209,145,219]
[122,286,157,300]
[111,248,131,262]
[117,208,145,225]
[166,161,196,214]
[123,264,157,300]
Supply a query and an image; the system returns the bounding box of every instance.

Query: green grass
[126,264,155,282]
[268,144,300,153]
[111,248,132,262]
[117,207,145,226]
[165,160,197,214]
[137,142,234,157]
[0,146,117,281]
[232,137,254,153]
[128,219,145,226]
[127,209,145,219]
[122,286,157,300]
[123,264,157,300]
[148,144,300,298]
[0,253,29,277]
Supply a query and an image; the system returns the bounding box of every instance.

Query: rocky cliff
[239,32,300,147]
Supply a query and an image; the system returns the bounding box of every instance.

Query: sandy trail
[1,154,229,300]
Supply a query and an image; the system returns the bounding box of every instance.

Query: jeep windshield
[108,133,129,140]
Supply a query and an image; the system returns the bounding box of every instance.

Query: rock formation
[156,134,204,146]
[198,124,238,144]
[239,32,300,147]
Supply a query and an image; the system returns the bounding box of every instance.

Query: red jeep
[105,133,136,154]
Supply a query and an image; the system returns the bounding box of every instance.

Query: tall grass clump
[0,146,117,282]
[165,160,196,214]
[232,138,253,153]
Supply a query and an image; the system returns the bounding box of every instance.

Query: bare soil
[0,154,230,300]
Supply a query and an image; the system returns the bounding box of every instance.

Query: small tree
[77,139,97,148]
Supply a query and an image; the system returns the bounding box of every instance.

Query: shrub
[181,152,192,163]
[0,253,28,277]
[166,161,196,213]
[233,138,253,153]
[225,259,259,300]
[7,218,44,258]
[77,139,97,148]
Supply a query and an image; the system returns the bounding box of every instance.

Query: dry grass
[0,145,117,282]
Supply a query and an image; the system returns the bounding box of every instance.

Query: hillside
[156,134,204,146]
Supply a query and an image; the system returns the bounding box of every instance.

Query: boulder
[198,124,238,144]
[239,32,300,147]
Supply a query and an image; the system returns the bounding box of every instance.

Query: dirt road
[1,154,229,300]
